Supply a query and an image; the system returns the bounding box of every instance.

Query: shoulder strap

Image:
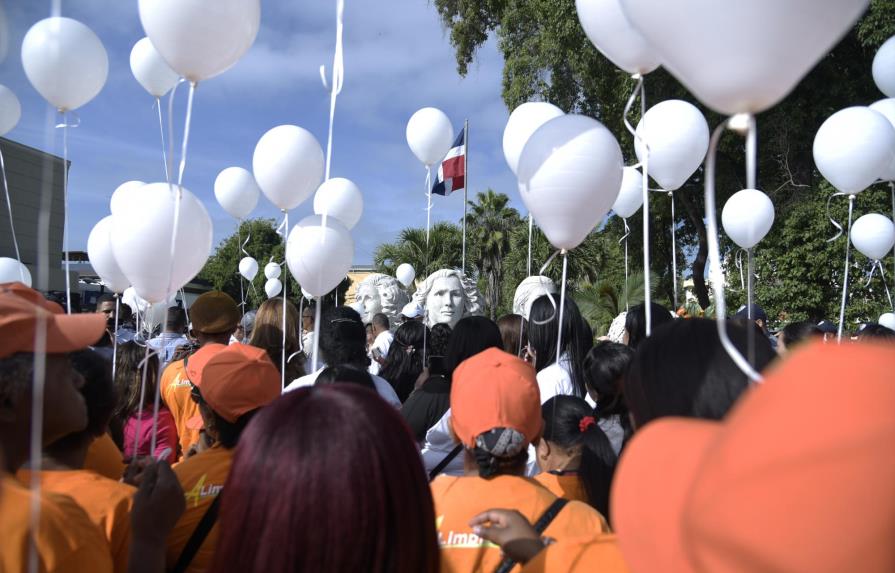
[170,493,222,573]
[428,443,464,482]
[491,498,569,573]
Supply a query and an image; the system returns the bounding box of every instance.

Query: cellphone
[371,348,383,360]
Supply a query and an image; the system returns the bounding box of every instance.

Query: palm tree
[465,190,520,319]
[574,270,655,335]
[374,222,463,281]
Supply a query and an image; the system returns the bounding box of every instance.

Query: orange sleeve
[521,535,631,573]
[84,433,126,481]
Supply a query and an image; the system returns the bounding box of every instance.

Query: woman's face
[426,276,464,328]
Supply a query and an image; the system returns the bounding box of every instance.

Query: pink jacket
[123,407,179,463]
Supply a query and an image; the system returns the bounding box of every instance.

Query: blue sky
[0,0,519,265]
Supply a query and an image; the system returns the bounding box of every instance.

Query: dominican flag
[431,127,466,196]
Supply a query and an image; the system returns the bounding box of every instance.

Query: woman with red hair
[209,384,439,573]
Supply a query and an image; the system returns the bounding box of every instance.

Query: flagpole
[462,119,468,276]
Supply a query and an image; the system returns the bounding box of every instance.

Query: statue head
[355,273,410,328]
[412,269,483,328]
[513,276,557,320]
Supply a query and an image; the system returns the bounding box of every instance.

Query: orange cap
[0,282,106,359]
[612,340,895,573]
[450,347,542,448]
[183,343,228,387]
[192,343,281,424]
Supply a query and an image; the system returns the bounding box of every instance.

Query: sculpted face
[426,275,465,328]
[356,284,382,324]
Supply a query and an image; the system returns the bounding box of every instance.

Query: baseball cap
[401,301,423,319]
[183,343,228,387]
[734,303,767,323]
[816,319,837,334]
[0,282,106,359]
[189,291,240,334]
[611,340,895,573]
[187,343,280,428]
[450,347,542,449]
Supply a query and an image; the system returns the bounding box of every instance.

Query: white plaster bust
[412,269,483,328]
[513,276,557,320]
[355,273,410,328]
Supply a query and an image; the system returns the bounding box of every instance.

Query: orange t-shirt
[17,469,135,573]
[160,359,200,456]
[166,445,234,573]
[0,474,114,573]
[431,475,609,573]
[521,534,631,573]
[534,472,589,504]
[84,433,126,481]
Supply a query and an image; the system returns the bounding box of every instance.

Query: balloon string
[620,218,630,311]
[177,83,196,188]
[133,342,151,457]
[237,221,246,315]
[180,288,191,330]
[705,116,763,382]
[836,195,855,342]
[555,251,569,368]
[155,97,170,183]
[623,75,652,336]
[530,249,562,326]
[298,295,305,352]
[54,110,79,313]
[875,264,894,310]
[890,182,894,288]
[112,295,120,381]
[735,249,746,290]
[0,147,24,279]
[670,191,678,310]
[281,211,289,390]
[311,297,322,373]
[825,191,848,242]
[320,0,345,184]
[527,213,534,277]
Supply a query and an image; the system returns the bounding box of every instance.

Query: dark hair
[624,302,674,349]
[319,306,369,368]
[496,314,527,357]
[316,365,376,391]
[625,318,776,428]
[583,341,634,433]
[528,296,592,397]
[371,313,390,331]
[96,293,115,306]
[443,316,503,380]
[214,410,257,449]
[210,385,439,573]
[165,306,187,332]
[780,321,822,350]
[114,341,159,421]
[379,321,428,402]
[858,323,895,341]
[541,396,617,520]
[427,323,452,376]
[46,349,117,455]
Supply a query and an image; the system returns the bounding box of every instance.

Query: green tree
[466,189,521,318]
[431,0,895,329]
[374,222,464,279]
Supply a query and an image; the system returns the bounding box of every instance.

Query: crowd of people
[1,279,893,573]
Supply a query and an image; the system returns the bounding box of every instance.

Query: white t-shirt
[283,366,401,408]
[368,330,394,376]
[536,355,596,407]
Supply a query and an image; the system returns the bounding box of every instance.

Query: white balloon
[286,215,354,298]
[111,183,213,303]
[87,216,130,293]
[129,37,180,98]
[313,177,363,229]
[239,257,258,281]
[575,0,660,75]
[518,114,624,251]
[634,100,709,191]
[873,36,895,98]
[264,278,282,298]
[868,99,895,182]
[813,107,895,195]
[253,125,325,211]
[620,0,868,115]
[396,263,416,288]
[264,262,281,280]
[21,17,108,111]
[301,287,313,300]
[721,189,775,249]
[214,167,260,219]
[612,167,645,219]
[503,102,565,176]
[850,213,895,261]
[406,107,454,166]
[0,257,31,286]
[110,181,146,216]
[0,85,21,136]
[138,0,260,83]
[879,312,895,331]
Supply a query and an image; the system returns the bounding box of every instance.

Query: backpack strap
[428,443,464,482]
[169,493,222,573]
[492,498,569,573]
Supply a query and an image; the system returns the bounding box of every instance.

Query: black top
[400,375,451,442]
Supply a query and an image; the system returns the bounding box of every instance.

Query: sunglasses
[189,382,205,405]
